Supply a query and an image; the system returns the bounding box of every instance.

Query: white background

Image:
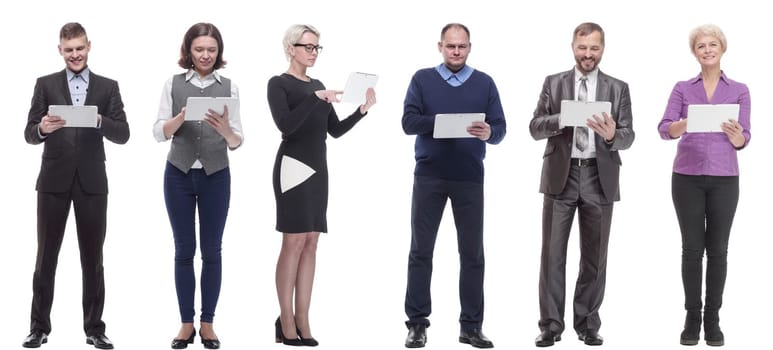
[4,1,770,349]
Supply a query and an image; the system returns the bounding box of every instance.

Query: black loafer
[535,330,561,347]
[459,329,493,348]
[86,333,114,349]
[405,324,427,348]
[22,330,48,348]
[578,330,603,346]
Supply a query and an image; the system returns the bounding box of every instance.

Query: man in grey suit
[529,22,634,347]
[22,22,129,349]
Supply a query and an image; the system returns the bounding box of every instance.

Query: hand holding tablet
[433,113,485,138]
[185,97,239,121]
[341,72,379,105]
[686,104,739,133]
[48,105,99,128]
[559,100,611,127]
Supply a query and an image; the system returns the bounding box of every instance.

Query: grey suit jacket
[24,69,130,194]
[529,69,634,202]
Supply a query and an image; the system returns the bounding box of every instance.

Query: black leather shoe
[405,324,427,348]
[171,327,195,349]
[680,311,701,346]
[86,333,114,349]
[459,329,493,348]
[199,329,221,349]
[535,330,561,347]
[22,330,48,348]
[578,330,603,346]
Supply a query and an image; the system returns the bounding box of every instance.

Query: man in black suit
[529,22,634,347]
[22,22,129,349]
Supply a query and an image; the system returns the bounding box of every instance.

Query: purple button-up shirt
[657,72,751,176]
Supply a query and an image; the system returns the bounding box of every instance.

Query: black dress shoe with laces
[459,329,493,348]
[578,329,603,346]
[405,324,427,348]
[535,330,561,347]
[86,333,114,349]
[22,330,48,348]
[171,327,195,349]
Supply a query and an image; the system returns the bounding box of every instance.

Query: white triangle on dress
[280,155,316,193]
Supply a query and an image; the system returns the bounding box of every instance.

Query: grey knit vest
[168,73,232,175]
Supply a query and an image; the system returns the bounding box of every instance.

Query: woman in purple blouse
[658,24,750,347]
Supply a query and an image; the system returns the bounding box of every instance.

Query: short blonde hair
[689,24,727,53]
[283,24,320,60]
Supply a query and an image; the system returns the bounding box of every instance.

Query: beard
[575,57,599,74]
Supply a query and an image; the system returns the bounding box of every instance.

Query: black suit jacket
[24,69,130,194]
[529,69,634,202]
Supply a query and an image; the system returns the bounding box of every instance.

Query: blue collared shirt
[66,67,89,106]
[435,63,474,87]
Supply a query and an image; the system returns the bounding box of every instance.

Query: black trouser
[405,175,485,331]
[30,175,107,336]
[672,173,738,313]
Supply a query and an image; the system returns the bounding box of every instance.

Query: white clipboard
[559,100,611,127]
[340,72,378,105]
[48,105,98,128]
[433,113,485,138]
[686,104,739,133]
[185,97,239,121]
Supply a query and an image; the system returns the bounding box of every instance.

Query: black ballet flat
[170,327,195,349]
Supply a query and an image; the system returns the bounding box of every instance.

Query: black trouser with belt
[539,160,613,335]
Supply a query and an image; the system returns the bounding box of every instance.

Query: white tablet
[185,97,239,121]
[686,104,739,133]
[559,100,611,127]
[48,105,98,128]
[433,113,485,139]
[341,72,378,105]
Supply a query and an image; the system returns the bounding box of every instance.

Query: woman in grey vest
[153,22,243,350]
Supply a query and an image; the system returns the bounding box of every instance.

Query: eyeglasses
[293,43,323,53]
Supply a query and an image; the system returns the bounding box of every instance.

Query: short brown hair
[60,22,87,41]
[573,22,604,46]
[178,23,226,70]
[441,23,470,40]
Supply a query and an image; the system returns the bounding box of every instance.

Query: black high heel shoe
[170,327,195,349]
[199,329,221,349]
[296,327,319,347]
[275,317,304,346]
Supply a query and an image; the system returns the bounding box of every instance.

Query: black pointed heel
[295,326,318,346]
[275,317,304,346]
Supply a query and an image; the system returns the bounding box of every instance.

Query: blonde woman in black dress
[266,24,376,346]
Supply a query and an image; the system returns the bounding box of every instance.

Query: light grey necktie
[575,76,589,152]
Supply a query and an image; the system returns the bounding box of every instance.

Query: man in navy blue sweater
[402,23,506,349]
